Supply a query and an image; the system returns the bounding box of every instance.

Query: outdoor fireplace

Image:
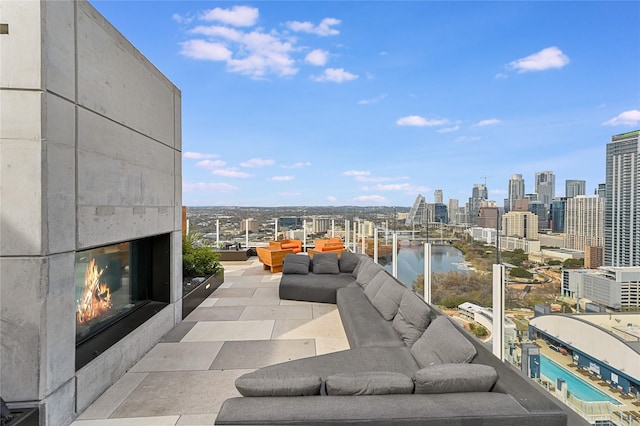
[75,234,171,370]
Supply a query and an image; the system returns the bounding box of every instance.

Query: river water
[380,244,468,287]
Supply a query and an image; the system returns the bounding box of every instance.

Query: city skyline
[89,1,640,207]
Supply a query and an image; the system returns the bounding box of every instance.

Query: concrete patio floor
[71,258,349,426]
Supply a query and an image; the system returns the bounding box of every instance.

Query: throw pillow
[410,316,477,368]
[392,291,431,346]
[414,364,498,394]
[339,251,360,273]
[312,252,340,274]
[362,270,388,301]
[325,371,414,396]
[370,277,407,320]
[235,372,322,397]
[282,254,310,275]
[351,256,369,277]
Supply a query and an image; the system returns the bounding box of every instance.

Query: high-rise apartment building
[508,174,525,212]
[565,179,586,198]
[502,211,539,239]
[550,198,566,233]
[528,201,549,231]
[535,171,555,206]
[434,189,443,204]
[406,194,426,226]
[605,130,640,266]
[467,183,488,225]
[595,183,606,198]
[448,198,459,224]
[565,195,605,251]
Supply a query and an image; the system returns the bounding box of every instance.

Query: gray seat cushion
[392,291,432,346]
[355,259,383,288]
[410,316,477,368]
[337,287,404,348]
[325,371,414,395]
[414,363,498,394]
[241,346,420,381]
[279,273,355,304]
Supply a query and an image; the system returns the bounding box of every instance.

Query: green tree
[563,258,584,269]
[510,267,533,279]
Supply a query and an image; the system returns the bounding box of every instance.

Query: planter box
[182,270,224,318]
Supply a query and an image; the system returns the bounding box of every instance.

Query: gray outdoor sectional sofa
[215,252,587,426]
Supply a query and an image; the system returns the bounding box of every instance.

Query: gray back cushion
[282,254,310,275]
[370,277,407,320]
[325,371,414,395]
[235,372,322,397]
[362,270,388,301]
[356,260,383,288]
[392,291,431,346]
[312,252,340,274]
[410,316,477,368]
[351,255,369,277]
[339,251,360,273]
[414,363,497,394]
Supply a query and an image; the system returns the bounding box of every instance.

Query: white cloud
[454,136,481,143]
[490,189,508,196]
[358,94,386,105]
[180,39,232,61]
[196,159,226,169]
[305,49,329,66]
[312,68,358,83]
[286,18,341,36]
[396,116,448,127]
[281,161,312,169]
[279,191,302,197]
[342,170,370,178]
[200,5,259,27]
[181,25,297,78]
[361,183,430,193]
[437,125,459,133]
[212,168,252,178]
[495,73,508,80]
[270,176,294,181]
[183,182,239,192]
[474,118,502,127]
[603,109,640,126]
[509,46,569,73]
[353,195,388,204]
[183,151,219,160]
[172,13,194,25]
[240,158,275,168]
[325,196,338,203]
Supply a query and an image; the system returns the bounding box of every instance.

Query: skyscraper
[448,198,459,224]
[508,174,525,212]
[434,189,443,204]
[467,183,487,225]
[565,195,604,251]
[406,194,426,226]
[535,171,555,206]
[565,179,586,198]
[550,198,566,233]
[605,130,640,267]
[502,211,539,239]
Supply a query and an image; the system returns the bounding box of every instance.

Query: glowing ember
[77,258,112,325]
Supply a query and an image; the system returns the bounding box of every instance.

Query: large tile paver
[110,370,249,418]
[238,305,313,321]
[181,320,275,342]
[129,342,224,372]
[76,373,149,420]
[73,416,179,425]
[183,306,244,322]
[210,339,316,369]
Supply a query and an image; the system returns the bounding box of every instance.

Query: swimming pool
[540,355,620,405]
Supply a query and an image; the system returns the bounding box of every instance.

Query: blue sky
[90,1,640,207]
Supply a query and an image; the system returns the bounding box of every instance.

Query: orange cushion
[282,243,298,249]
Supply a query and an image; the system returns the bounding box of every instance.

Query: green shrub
[183,235,222,278]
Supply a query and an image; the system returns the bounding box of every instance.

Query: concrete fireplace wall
[0,1,182,424]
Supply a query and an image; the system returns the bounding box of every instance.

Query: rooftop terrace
[71,258,350,425]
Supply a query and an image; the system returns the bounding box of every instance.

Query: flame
[77,258,112,325]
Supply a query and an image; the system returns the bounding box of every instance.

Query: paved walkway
[71,258,349,426]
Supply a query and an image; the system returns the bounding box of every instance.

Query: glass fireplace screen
[75,241,150,344]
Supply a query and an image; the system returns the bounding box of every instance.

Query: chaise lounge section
[216,252,586,426]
